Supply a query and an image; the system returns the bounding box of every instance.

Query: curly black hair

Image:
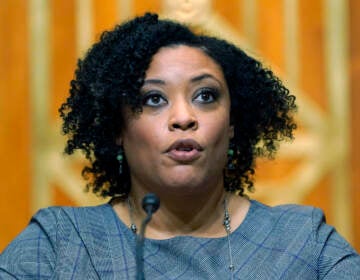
[59,13,297,198]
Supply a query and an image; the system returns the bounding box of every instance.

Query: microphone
[136,193,160,280]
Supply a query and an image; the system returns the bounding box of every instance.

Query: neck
[129,184,228,238]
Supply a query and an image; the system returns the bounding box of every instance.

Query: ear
[229,125,234,139]
[116,137,122,146]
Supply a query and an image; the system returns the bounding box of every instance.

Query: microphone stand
[136,193,160,280]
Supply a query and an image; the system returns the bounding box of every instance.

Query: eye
[193,88,219,104]
[142,92,168,107]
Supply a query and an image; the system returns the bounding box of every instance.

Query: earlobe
[116,137,122,146]
[229,125,234,139]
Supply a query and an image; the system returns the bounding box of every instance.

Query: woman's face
[120,45,233,196]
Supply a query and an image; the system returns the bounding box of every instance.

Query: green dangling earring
[227,147,236,171]
[116,147,124,175]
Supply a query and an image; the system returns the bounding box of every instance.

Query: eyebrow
[190,73,222,85]
[143,74,222,86]
[143,79,166,85]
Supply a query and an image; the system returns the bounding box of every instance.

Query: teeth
[177,147,193,151]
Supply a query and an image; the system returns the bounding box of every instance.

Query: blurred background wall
[1,0,359,252]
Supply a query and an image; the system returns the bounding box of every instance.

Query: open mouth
[175,146,196,152]
[166,139,203,162]
[167,139,203,152]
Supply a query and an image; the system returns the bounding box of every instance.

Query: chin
[162,174,200,188]
[166,177,200,189]
[154,165,223,194]
[162,174,218,194]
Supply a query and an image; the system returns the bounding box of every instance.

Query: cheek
[203,113,231,144]
[122,119,165,160]
[201,114,231,168]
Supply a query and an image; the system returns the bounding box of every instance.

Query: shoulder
[237,200,323,254]
[251,199,316,215]
[33,203,111,220]
[0,204,112,253]
[248,200,349,245]
[249,199,320,231]
[249,200,352,247]
[244,200,360,278]
[0,204,113,278]
[30,203,115,229]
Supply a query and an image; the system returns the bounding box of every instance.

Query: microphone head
[142,193,160,214]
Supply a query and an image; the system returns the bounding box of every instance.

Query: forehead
[146,45,224,78]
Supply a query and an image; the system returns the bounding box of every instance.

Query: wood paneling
[299,0,327,111]
[350,0,360,251]
[257,0,285,71]
[94,0,119,39]
[214,0,241,30]
[51,0,76,118]
[1,0,359,253]
[134,0,160,16]
[0,0,31,250]
[304,174,332,222]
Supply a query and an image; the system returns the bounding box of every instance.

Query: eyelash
[142,87,220,107]
[193,87,219,104]
[142,91,167,107]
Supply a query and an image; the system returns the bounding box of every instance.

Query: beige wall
[1,0,359,252]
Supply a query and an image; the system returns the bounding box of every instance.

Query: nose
[168,101,198,131]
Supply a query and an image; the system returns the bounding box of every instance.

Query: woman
[1,13,359,279]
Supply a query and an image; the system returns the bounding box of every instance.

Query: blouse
[1,200,360,279]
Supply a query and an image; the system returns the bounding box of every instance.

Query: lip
[165,139,203,163]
